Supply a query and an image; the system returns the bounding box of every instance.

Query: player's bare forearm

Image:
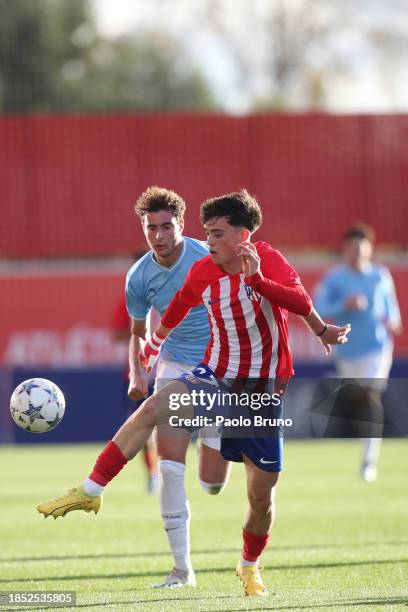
[129,333,144,379]
[302,308,326,334]
[128,319,150,399]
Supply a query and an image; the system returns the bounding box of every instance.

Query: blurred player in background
[314,224,402,481]
[38,190,350,597]
[110,266,158,493]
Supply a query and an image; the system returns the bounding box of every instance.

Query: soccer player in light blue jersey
[125,187,230,588]
[314,224,402,481]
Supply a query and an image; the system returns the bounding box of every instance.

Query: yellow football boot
[236,561,268,596]
[36,486,102,519]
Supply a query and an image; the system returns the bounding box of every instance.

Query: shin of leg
[142,440,157,475]
[244,461,280,535]
[159,459,191,572]
[362,437,382,465]
[245,490,275,534]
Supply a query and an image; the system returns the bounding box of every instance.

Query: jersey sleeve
[247,244,312,315]
[125,270,150,321]
[259,245,301,286]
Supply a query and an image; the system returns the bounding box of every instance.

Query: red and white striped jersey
[162,241,312,380]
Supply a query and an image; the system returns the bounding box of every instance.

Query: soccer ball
[10,378,65,433]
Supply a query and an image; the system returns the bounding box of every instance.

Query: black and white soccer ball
[10,378,65,433]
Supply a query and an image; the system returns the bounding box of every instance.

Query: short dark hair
[134,186,186,221]
[200,189,262,233]
[343,223,375,245]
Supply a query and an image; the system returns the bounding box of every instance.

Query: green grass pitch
[0,440,407,611]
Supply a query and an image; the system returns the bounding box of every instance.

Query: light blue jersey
[314,263,401,359]
[126,236,210,365]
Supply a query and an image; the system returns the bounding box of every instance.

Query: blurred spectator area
[1,112,407,258]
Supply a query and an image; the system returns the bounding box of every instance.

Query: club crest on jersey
[244,284,261,302]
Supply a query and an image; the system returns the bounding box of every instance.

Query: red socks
[89,441,128,486]
[242,528,270,563]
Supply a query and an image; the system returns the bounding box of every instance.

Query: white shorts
[336,346,393,391]
[154,358,221,451]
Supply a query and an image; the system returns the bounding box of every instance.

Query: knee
[199,479,226,496]
[248,491,273,515]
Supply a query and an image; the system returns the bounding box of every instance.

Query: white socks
[83,478,104,497]
[158,460,192,574]
[83,460,193,573]
[362,437,382,466]
[199,479,226,495]
[240,556,258,567]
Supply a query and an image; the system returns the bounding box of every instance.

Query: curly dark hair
[134,186,186,221]
[200,189,262,233]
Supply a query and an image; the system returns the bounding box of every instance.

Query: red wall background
[1,266,407,366]
[1,113,407,258]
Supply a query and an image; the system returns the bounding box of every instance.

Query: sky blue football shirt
[314,263,401,359]
[126,236,210,365]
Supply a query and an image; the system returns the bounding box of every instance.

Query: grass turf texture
[0,440,407,611]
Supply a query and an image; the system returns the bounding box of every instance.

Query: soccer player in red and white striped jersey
[37,190,350,597]
[160,237,311,381]
[136,190,348,595]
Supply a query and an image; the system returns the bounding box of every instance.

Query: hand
[345,294,368,311]
[318,323,351,356]
[128,370,148,401]
[238,242,260,277]
[138,339,160,373]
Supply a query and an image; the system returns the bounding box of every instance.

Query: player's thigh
[152,379,194,425]
[155,422,191,464]
[243,454,280,503]
[198,443,231,483]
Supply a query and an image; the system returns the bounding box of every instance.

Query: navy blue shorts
[220,436,283,472]
[179,364,284,472]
